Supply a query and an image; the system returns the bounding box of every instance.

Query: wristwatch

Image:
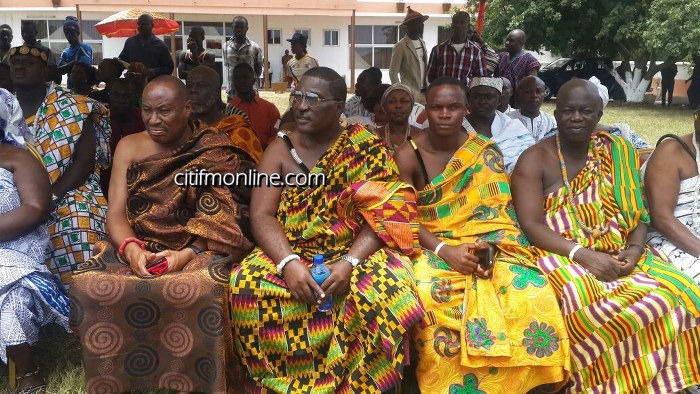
[341,254,364,268]
[187,245,203,255]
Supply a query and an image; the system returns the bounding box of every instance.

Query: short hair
[100,58,125,77]
[303,66,347,101]
[146,75,189,103]
[109,77,135,93]
[189,26,204,37]
[426,76,467,101]
[233,16,248,25]
[517,75,544,90]
[232,62,255,76]
[189,64,223,89]
[453,11,470,22]
[72,61,97,86]
[0,24,11,31]
[360,67,382,86]
[364,83,390,114]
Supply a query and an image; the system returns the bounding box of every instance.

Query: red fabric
[477,1,487,34]
[145,258,169,275]
[426,39,489,86]
[228,96,281,147]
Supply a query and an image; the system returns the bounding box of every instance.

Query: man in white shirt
[507,75,556,141]
[283,33,319,91]
[389,7,429,104]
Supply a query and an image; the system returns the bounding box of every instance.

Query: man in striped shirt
[426,11,493,86]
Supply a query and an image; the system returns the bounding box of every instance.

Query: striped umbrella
[95,8,179,38]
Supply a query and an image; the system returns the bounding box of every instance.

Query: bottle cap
[313,254,324,265]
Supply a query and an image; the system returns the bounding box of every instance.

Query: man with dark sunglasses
[229,66,424,393]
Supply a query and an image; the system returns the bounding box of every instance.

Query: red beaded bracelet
[119,237,145,257]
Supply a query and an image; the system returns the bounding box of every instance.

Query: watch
[187,245,203,255]
[341,254,363,268]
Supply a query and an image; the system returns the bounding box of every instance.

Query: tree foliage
[483,0,700,59]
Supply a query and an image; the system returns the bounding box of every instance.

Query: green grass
[254,91,697,147]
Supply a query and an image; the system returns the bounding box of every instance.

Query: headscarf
[381,83,415,108]
[589,76,609,108]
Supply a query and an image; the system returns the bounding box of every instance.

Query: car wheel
[544,84,553,100]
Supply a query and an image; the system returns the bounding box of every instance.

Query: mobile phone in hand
[475,244,495,270]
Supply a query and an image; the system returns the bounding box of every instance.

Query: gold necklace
[384,124,410,148]
[556,135,610,239]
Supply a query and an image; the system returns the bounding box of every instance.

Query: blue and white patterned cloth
[465,110,535,173]
[0,88,28,148]
[0,153,70,363]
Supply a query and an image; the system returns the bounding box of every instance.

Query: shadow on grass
[0,324,174,394]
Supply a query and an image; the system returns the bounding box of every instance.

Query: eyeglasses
[291,90,340,108]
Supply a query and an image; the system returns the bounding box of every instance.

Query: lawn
[257,90,697,147]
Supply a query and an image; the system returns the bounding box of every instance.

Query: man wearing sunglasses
[229,66,424,393]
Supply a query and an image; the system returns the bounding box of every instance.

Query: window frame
[349,24,400,69]
[323,29,339,47]
[267,28,282,45]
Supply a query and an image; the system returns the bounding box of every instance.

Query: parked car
[538,57,626,101]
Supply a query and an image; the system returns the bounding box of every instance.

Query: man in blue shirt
[58,16,93,89]
[118,13,174,80]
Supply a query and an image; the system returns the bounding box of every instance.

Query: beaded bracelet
[119,237,145,257]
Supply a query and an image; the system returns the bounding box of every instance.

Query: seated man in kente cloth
[395,77,569,394]
[70,76,255,393]
[229,67,424,393]
[511,79,700,393]
[186,65,263,163]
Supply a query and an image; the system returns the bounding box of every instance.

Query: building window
[349,25,399,69]
[294,29,310,45]
[323,30,339,46]
[268,29,281,45]
[23,19,103,65]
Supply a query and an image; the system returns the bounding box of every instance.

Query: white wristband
[568,244,583,261]
[276,254,300,275]
[434,242,446,256]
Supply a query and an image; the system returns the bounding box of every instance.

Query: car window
[542,58,572,70]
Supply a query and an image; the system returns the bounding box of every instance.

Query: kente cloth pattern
[532,131,700,393]
[25,83,111,286]
[212,114,263,163]
[412,134,569,394]
[0,167,69,363]
[70,123,255,393]
[229,124,424,394]
[646,174,700,283]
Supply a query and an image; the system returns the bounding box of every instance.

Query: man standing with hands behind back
[389,7,429,104]
[223,16,263,99]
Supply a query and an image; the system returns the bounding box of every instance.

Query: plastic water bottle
[310,254,333,312]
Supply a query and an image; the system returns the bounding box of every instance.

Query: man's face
[232,69,255,96]
[64,28,79,46]
[518,80,545,113]
[406,19,424,37]
[293,76,343,135]
[427,84,468,135]
[383,89,412,124]
[21,24,37,43]
[554,86,602,144]
[188,30,204,47]
[233,19,248,39]
[10,54,46,88]
[0,29,12,50]
[109,84,135,116]
[355,73,371,98]
[141,83,192,146]
[451,14,470,42]
[186,72,219,115]
[468,86,500,118]
[505,32,523,54]
[137,15,154,37]
[290,42,304,55]
[70,64,88,87]
[97,61,119,83]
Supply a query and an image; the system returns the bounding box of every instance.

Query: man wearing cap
[223,16,263,98]
[58,16,93,90]
[465,76,534,173]
[283,33,318,91]
[427,11,492,87]
[389,6,429,105]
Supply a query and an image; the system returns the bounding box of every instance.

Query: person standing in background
[118,13,174,81]
[223,16,263,99]
[284,33,318,91]
[495,29,540,109]
[660,57,678,107]
[58,16,93,90]
[389,7,429,104]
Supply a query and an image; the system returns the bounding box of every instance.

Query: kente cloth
[229,124,424,394]
[465,111,534,174]
[25,83,111,286]
[646,174,700,283]
[212,114,264,163]
[0,167,69,363]
[70,123,255,394]
[532,131,700,393]
[412,133,569,394]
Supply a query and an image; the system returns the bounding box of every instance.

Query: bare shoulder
[651,133,693,160]
[513,137,555,177]
[0,144,39,171]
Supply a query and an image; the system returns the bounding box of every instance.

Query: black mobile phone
[145,257,167,269]
[475,244,496,270]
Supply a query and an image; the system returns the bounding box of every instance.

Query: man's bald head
[144,75,189,103]
[556,79,602,111]
[188,64,222,89]
[518,75,544,90]
[505,29,527,55]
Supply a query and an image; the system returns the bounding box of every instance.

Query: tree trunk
[607,52,663,103]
